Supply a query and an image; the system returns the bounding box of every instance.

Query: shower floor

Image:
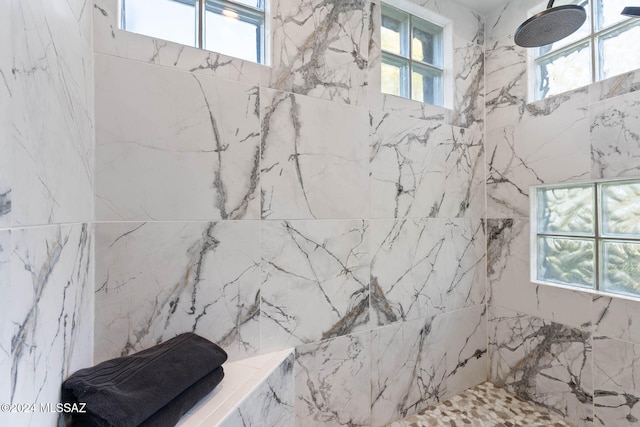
[386,382,574,427]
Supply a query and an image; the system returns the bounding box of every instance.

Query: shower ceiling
[452,0,508,15]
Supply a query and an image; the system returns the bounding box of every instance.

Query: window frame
[531,178,640,301]
[530,0,640,101]
[120,0,268,65]
[379,0,452,108]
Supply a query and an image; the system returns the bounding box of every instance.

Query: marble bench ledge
[177,348,295,427]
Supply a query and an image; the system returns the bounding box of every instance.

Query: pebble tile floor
[387,382,574,427]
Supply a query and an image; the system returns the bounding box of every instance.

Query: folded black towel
[61,333,227,427]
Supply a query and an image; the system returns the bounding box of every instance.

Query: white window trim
[530,177,640,303]
[382,0,453,109]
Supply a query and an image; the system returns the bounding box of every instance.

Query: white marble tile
[93,0,267,86]
[590,68,640,104]
[440,219,486,316]
[440,128,485,219]
[593,337,640,426]
[0,231,10,427]
[445,305,488,397]
[487,218,593,329]
[219,353,294,427]
[484,36,528,132]
[370,113,484,219]
[270,0,370,106]
[0,1,11,229]
[10,0,94,226]
[592,296,640,345]
[370,218,485,326]
[371,315,448,426]
[261,220,369,350]
[489,305,593,427]
[10,224,93,427]
[485,0,528,44]
[591,90,640,179]
[486,90,591,218]
[95,54,261,221]
[260,88,369,219]
[451,39,485,132]
[295,332,370,426]
[370,219,446,325]
[370,305,487,427]
[369,112,445,219]
[484,0,529,133]
[94,221,260,363]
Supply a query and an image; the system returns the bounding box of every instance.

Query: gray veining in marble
[94,221,260,363]
[593,337,640,426]
[10,224,94,427]
[220,353,295,427]
[270,0,370,106]
[295,332,370,426]
[95,54,261,221]
[0,231,10,427]
[591,90,640,179]
[489,305,593,426]
[261,220,369,350]
[371,306,487,427]
[369,113,484,219]
[0,1,11,229]
[370,218,484,326]
[11,0,94,226]
[260,88,369,219]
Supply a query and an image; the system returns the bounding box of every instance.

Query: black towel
[61,333,227,427]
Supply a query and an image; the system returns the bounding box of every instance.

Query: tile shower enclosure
[2,0,640,426]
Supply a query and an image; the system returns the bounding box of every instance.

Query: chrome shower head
[515,1,587,48]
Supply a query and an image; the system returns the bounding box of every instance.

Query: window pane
[537,185,594,235]
[601,181,640,237]
[412,17,442,67]
[536,0,590,56]
[205,0,264,63]
[601,241,640,296]
[599,21,640,81]
[411,63,442,106]
[595,0,628,30]
[382,6,409,56]
[122,0,197,47]
[382,54,409,97]
[536,42,591,99]
[538,237,595,288]
[228,0,264,9]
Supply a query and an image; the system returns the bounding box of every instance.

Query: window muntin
[121,0,266,64]
[381,3,444,106]
[533,0,640,100]
[532,179,640,299]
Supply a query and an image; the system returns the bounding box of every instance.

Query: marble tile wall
[93,0,487,425]
[219,353,295,426]
[486,1,640,425]
[1,1,95,427]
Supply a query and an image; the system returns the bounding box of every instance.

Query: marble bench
[177,348,295,427]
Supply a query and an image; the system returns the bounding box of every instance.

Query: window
[380,3,444,106]
[121,0,266,64]
[533,0,640,100]
[532,179,640,299]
